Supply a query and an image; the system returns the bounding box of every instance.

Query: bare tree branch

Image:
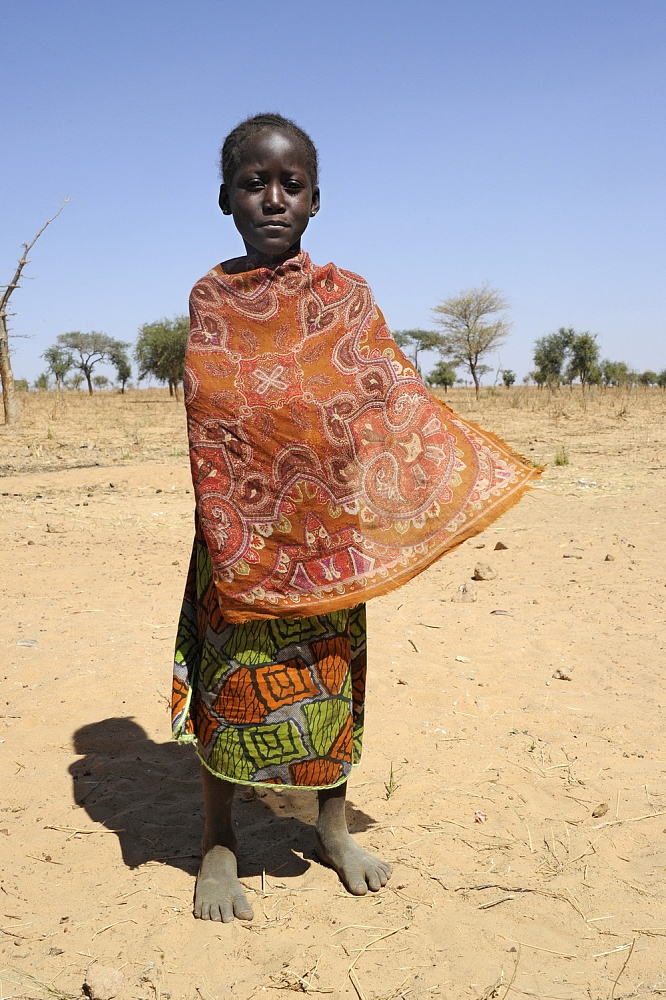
[0,199,69,424]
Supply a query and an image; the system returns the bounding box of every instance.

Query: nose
[262,179,286,214]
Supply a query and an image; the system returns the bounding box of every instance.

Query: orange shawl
[184,252,538,623]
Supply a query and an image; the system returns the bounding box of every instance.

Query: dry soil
[1,387,665,1000]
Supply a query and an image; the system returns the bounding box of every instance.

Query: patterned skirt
[171,521,366,789]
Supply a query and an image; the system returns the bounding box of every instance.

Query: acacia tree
[0,202,68,424]
[109,344,132,392]
[565,332,601,392]
[393,329,446,372]
[425,360,457,394]
[135,316,188,399]
[601,360,633,387]
[432,285,510,397]
[42,345,74,389]
[56,331,130,394]
[532,328,574,390]
[502,369,516,387]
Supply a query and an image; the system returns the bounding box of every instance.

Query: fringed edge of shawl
[214,404,544,622]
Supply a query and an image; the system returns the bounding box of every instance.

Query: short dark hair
[220,112,319,188]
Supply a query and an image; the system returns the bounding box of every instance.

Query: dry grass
[431,383,666,469]
[3,384,666,477]
[0,387,188,475]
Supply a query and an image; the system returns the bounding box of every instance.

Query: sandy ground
[1,387,666,1000]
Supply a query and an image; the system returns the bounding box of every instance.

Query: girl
[172,113,537,922]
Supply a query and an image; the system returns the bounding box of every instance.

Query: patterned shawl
[184,252,539,623]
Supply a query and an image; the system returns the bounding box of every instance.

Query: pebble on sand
[451,581,477,603]
[472,562,497,581]
[605,553,615,561]
[84,964,125,1000]
[494,541,508,550]
[552,667,573,681]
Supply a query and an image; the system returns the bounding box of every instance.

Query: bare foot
[194,845,254,922]
[315,827,392,895]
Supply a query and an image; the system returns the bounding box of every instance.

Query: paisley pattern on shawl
[185,253,539,622]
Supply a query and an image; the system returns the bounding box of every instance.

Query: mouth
[258,221,290,229]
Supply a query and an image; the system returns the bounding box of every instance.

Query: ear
[219,184,232,216]
[310,186,321,218]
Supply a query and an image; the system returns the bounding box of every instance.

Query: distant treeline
[20,318,664,397]
[526,327,665,389]
[23,317,188,396]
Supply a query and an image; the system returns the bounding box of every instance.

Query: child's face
[219,129,319,258]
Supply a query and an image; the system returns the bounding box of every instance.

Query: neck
[221,241,304,276]
[242,240,302,270]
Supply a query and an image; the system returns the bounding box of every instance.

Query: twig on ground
[503,939,575,959]
[44,824,123,836]
[91,917,138,938]
[348,925,411,972]
[610,937,636,1000]
[348,968,367,1000]
[592,808,666,830]
[500,944,521,1000]
[478,894,514,909]
[513,810,534,852]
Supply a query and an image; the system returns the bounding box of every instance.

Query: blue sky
[2,1,665,384]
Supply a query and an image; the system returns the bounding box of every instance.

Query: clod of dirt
[563,553,582,559]
[451,581,477,603]
[591,802,609,818]
[494,541,508,550]
[46,522,66,533]
[474,810,488,823]
[84,964,125,1000]
[552,668,572,681]
[455,655,471,663]
[397,678,408,685]
[472,562,496,581]
[605,554,615,561]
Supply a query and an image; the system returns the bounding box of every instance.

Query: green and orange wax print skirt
[171,520,366,789]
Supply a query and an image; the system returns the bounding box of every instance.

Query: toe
[349,878,368,896]
[209,903,223,922]
[366,869,382,892]
[234,895,254,921]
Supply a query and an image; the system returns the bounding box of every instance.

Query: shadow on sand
[69,717,379,881]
